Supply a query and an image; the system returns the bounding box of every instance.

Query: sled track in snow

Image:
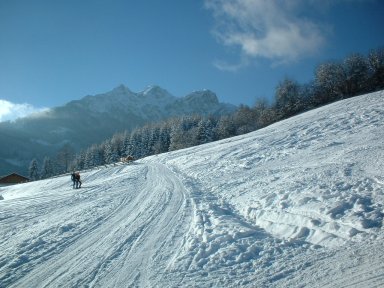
[0,163,192,287]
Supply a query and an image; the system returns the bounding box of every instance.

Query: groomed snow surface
[1,91,383,287]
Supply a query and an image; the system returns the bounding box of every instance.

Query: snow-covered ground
[1,91,383,287]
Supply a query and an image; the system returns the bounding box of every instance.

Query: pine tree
[169,119,185,151]
[84,145,101,168]
[147,126,160,155]
[342,53,369,96]
[40,157,54,179]
[104,140,119,164]
[275,78,302,118]
[128,129,143,159]
[155,124,171,153]
[111,134,125,158]
[121,131,131,157]
[367,47,384,91]
[314,62,345,104]
[196,118,214,145]
[123,133,133,157]
[29,159,40,181]
[56,143,75,173]
[139,126,151,157]
[73,151,86,171]
[216,115,236,140]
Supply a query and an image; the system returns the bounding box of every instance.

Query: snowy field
[1,91,383,287]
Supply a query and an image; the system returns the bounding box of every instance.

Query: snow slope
[1,91,383,287]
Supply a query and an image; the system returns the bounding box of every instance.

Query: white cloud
[0,99,48,122]
[204,0,327,69]
[213,55,251,72]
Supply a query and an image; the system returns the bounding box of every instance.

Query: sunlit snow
[0,91,383,287]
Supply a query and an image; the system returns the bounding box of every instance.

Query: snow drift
[0,91,383,287]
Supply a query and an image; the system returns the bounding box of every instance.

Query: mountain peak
[186,89,218,101]
[142,85,172,97]
[110,84,132,95]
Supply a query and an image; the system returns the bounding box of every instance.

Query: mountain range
[0,85,236,176]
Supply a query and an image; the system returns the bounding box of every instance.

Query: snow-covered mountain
[0,85,236,175]
[0,91,383,287]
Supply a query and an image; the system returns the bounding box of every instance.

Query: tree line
[28,47,384,180]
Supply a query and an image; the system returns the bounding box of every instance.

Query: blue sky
[0,0,383,121]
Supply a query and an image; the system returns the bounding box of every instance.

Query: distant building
[0,173,29,186]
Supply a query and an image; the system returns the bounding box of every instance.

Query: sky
[0,0,383,121]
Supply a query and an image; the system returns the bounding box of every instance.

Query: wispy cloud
[0,100,48,122]
[204,0,327,69]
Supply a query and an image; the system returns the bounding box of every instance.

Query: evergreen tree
[195,118,215,145]
[129,129,143,159]
[156,124,171,153]
[29,159,40,181]
[367,47,384,91]
[56,143,75,173]
[104,140,119,164]
[84,144,103,168]
[139,126,151,157]
[121,132,130,157]
[148,126,160,155]
[40,157,54,179]
[123,133,133,157]
[314,61,345,104]
[111,133,125,158]
[216,115,236,140]
[275,78,302,118]
[73,150,86,171]
[342,53,369,96]
[169,119,186,151]
[233,105,256,134]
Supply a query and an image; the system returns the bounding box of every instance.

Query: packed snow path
[1,163,307,287]
[0,163,193,287]
[1,91,384,287]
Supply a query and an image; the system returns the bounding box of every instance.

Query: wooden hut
[0,173,29,186]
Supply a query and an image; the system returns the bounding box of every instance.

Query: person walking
[75,172,82,188]
[71,172,76,189]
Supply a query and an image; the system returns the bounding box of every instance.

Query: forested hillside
[30,48,384,177]
[28,47,384,179]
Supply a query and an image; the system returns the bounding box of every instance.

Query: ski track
[0,163,192,287]
[0,91,383,287]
